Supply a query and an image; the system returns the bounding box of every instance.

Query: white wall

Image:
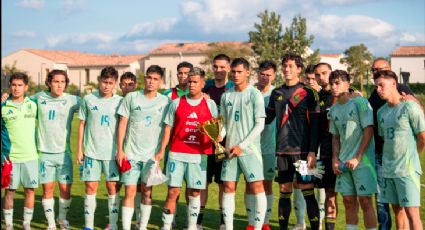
[319,56,348,71]
[391,56,425,83]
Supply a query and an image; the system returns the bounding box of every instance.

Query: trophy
[197,115,228,162]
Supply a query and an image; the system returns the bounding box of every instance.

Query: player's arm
[265,90,277,124]
[154,124,172,161]
[229,117,265,158]
[417,132,425,153]
[307,88,320,168]
[116,116,128,167]
[345,126,373,170]
[331,134,342,175]
[76,120,85,164]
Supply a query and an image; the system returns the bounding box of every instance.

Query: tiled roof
[391,46,425,57]
[319,53,341,58]
[24,49,145,66]
[149,41,252,55]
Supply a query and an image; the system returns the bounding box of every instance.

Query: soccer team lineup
[1,53,425,230]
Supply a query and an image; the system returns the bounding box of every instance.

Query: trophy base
[215,152,227,162]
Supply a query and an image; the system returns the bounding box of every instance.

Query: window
[85,69,90,83]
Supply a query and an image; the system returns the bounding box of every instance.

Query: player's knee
[342,196,357,208]
[358,196,374,210]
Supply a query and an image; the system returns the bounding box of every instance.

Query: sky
[2,0,424,57]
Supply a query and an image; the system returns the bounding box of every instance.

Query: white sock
[3,209,13,226]
[140,204,152,229]
[187,196,201,229]
[264,194,273,224]
[254,192,267,229]
[121,206,134,230]
[245,193,255,225]
[293,188,306,225]
[346,224,358,230]
[108,194,120,228]
[162,212,174,230]
[42,198,56,227]
[317,188,325,222]
[134,192,141,222]
[58,198,72,221]
[84,194,97,229]
[23,207,34,225]
[222,192,235,230]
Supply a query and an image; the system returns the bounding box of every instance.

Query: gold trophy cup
[197,115,228,162]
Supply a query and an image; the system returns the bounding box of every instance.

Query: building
[1,49,144,91]
[390,46,425,83]
[319,54,347,71]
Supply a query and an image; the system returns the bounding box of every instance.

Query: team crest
[277,95,283,101]
[292,94,300,103]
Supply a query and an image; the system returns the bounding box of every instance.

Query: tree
[282,15,320,66]
[340,43,373,93]
[249,12,320,86]
[201,42,254,79]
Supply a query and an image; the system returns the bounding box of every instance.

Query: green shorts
[166,155,207,189]
[120,160,154,185]
[262,154,276,181]
[39,152,73,184]
[221,153,264,183]
[80,156,120,182]
[335,165,377,196]
[9,159,39,189]
[380,172,421,207]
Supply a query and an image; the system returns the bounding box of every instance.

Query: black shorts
[207,153,223,184]
[315,157,336,189]
[275,154,313,184]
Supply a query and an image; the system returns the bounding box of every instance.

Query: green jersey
[163,86,189,100]
[164,97,218,163]
[118,91,170,162]
[31,91,80,154]
[261,86,276,155]
[377,101,425,178]
[329,97,375,166]
[1,97,38,162]
[220,85,266,156]
[79,91,122,160]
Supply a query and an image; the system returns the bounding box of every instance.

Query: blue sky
[2,0,424,57]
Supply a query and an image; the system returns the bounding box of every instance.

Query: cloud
[46,33,114,48]
[61,0,87,15]
[12,30,36,38]
[17,0,45,9]
[125,18,179,39]
[400,32,425,43]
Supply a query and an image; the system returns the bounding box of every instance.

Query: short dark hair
[259,60,277,72]
[281,53,304,69]
[9,72,29,85]
[314,62,332,71]
[177,61,193,71]
[373,70,398,82]
[329,70,351,84]
[120,72,137,83]
[100,66,118,81]
[305,64,316,75]
[46,69,69,91]
[188,67,206,79]
[213,54,231,63]
[231,57,250,70]
[146,65,164,79]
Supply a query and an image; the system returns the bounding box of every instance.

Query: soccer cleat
[262,224,272,230]
[57,219,70,230]
[104,224,118,230]
[291,223,306,230]
[245,225,255,230]
[46,227,57,230]
[134,221,141,230]
[83,228,92,230]
[219,224,226,230]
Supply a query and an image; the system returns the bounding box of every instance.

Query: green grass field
[2,97,425,230]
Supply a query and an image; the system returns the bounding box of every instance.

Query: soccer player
[266,54,321,230]
[1,72,38,230]
[252,60,277,230]
[163,61,193,100]
[304,64,321,92]
[220,58,266,230]
[77,66,122,230]
[368,58,413,230]
[116,65,170,230]
[32,70,80,230]
[156,67,219,230]
[374,70,424,230]
[314,63,338,230]
[329,70,377,230]
[199,53,234,229]
[119,72,138,96]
